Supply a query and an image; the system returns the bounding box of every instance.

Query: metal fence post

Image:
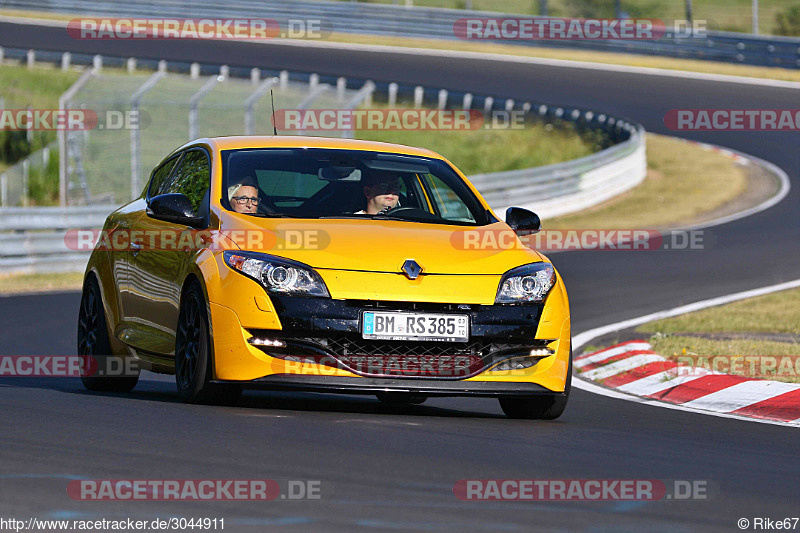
[296,83,333,135]
[341,80,375,139]
[62,52,71,71]
[244,77,279,135]
[130,70,166,199]
[337,77,347,102]
[364,80,373,107]
[189,75,224,140]
[26,105,33,143]
[58,68,96,207]
[22,160,29,207]
[0,173,6,208]
[414,86,424,108]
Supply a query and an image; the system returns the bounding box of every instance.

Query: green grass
[635,287,800,383]
[0,63,80,109]
[357,113,598,175]
[0,64,78,204]
[648,335,800,383]
[546,133,748,229]
[637,287,800,334]
[0,272,84,294]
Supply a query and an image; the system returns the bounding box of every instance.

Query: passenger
[227,177,260,214]
[356,173,402,215]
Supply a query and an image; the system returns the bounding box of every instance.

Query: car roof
[179,136,444,160]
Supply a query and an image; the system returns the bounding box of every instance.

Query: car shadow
[0,376,506,419]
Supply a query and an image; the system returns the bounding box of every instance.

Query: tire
[77,276,139,392]
[175,282,241,405]
[499,347,572,420]
[376,392,427,405]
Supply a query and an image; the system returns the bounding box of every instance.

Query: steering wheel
[381,206,418,216]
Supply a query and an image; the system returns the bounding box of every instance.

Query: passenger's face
[364,181,400,214]
[231,186,259,214]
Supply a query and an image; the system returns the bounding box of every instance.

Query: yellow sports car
[77,136,571,419]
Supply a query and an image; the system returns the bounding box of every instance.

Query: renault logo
[401,259,422,280]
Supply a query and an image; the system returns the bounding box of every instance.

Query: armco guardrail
[2,0,798,68]
[0,205,113,274]
[473,123,646,218]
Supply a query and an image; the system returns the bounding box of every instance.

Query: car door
[117,153,182,328]
[124,149,210,355]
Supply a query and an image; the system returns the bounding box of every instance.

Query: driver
[227,176,260,214]
[355,172,402,215]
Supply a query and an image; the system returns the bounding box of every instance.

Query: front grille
[248,330,550,379]
[326,336,486,357]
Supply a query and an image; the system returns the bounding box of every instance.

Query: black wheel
[376,392,427,405]
[77,276,139,392]
[499,348,572,420]
[175,282,241,405]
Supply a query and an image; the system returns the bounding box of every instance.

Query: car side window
[420,173,476,222]
[147,155,181,199]
[162,150,210,216]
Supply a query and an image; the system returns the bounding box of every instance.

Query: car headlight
[223,251,330,297]
[495,263,556,304]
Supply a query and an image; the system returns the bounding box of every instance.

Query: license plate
[362,311,469,342]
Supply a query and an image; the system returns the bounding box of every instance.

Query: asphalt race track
[1,21,799,531]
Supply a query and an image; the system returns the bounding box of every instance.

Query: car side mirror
[147,193,205,228]
[505,207,541,235]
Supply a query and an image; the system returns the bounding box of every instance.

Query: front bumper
[220,374,564,398]
[205,260,571,393]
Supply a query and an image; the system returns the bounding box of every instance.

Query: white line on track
[572,278,800,428]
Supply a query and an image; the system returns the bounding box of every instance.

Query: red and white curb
[576,339,800,425]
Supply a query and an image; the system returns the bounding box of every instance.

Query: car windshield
[221,148,490,226]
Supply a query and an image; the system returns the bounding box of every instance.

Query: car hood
[217,213,543,275]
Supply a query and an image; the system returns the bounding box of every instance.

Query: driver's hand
[378,206,391,215]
